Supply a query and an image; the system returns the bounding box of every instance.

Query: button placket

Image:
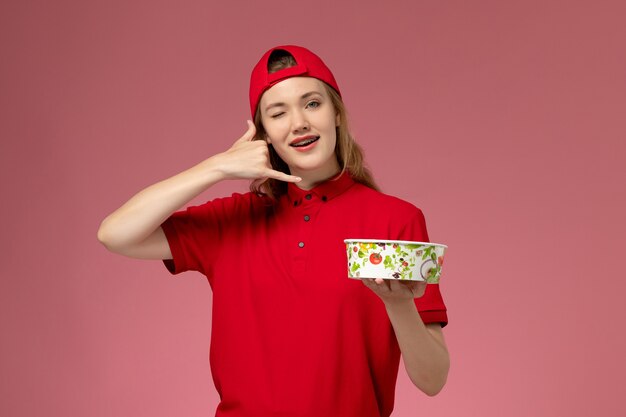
[291,194,321,276]
[297,196,314,249]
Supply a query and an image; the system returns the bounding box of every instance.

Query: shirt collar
[286,170,355,206]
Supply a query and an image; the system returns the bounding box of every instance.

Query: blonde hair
[250,50,379,199]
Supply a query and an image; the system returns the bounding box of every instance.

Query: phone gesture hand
[217,120,301,184]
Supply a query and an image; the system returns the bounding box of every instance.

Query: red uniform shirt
[161,172,448,417]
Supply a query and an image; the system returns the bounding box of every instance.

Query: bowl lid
[343,239,447,249]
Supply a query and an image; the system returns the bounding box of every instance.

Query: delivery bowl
[344,239,447,283]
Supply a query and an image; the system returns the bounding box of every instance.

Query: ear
[335,113,341,126]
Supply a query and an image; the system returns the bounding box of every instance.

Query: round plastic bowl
[344,239,447,283]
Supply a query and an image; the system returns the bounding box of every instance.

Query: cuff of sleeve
[160,218,187,275]
[418,310,448,328]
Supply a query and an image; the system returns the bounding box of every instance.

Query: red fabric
[161,172,448,417]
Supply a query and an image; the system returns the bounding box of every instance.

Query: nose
[291,108,310,132]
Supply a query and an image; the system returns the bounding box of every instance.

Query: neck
[291,162,341,190]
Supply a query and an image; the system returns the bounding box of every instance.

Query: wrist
[384,298,416,311]
[198,154,231,182]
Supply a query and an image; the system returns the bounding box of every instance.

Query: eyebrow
[264,91,323,113]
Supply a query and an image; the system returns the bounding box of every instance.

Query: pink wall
[2,0,625,416]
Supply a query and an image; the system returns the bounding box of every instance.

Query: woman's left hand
[362,278,427,304]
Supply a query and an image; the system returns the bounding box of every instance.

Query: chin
[291,156,328,168]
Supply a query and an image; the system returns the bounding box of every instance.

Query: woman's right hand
[98,120,300,260]
[213,120,301,184]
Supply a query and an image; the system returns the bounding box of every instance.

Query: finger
[388,278,400,290]
[375,278,391,292]
[362,278,379,290]
[264,169,302,183]
[373,278,390,291]
[235,120,257,143]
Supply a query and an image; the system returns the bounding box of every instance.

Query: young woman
[98,45,449,417]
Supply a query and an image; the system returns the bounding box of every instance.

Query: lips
[290,135,320,147]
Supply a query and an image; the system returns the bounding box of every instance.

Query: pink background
[1,0,625,416]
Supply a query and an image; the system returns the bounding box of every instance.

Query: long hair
[250,50,379,199]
